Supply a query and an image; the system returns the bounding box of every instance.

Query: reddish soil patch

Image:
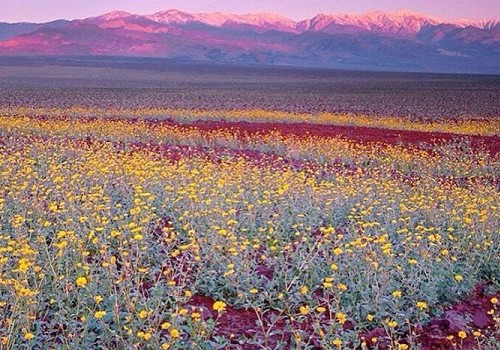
[25,115,500,155]
[184,295,292,349]
[417,285,499,350]
[185,285,499,350]
[183,120,500,156]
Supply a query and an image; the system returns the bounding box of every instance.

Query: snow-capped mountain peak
[298,10,442,34]
[146,9,298,31]
[146,9,197,24]
[92,11,132,21]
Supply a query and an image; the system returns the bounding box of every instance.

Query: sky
[1,0,499,23]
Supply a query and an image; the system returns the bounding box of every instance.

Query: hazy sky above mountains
[1,0,499,23]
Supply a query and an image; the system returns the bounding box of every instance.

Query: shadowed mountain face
[0,9,498,73]
[0,20,69,41]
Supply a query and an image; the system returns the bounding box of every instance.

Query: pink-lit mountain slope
[147,9,298,32]
[0,9,498,73]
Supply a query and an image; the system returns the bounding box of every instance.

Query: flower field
[0,110,498,349]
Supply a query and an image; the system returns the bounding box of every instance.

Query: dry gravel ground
[0,57,499,119]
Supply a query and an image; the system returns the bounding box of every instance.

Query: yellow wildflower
[392,290,402,298]
[76,276,87,287]
[416,301,427,310]
[94,310,107,319]
[299,305,309,315]
[336,312,347,324]
[24,333,35,340]
[169,328,180,338]
[213,301,227,313]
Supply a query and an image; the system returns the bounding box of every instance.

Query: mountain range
[0,9,499,73]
